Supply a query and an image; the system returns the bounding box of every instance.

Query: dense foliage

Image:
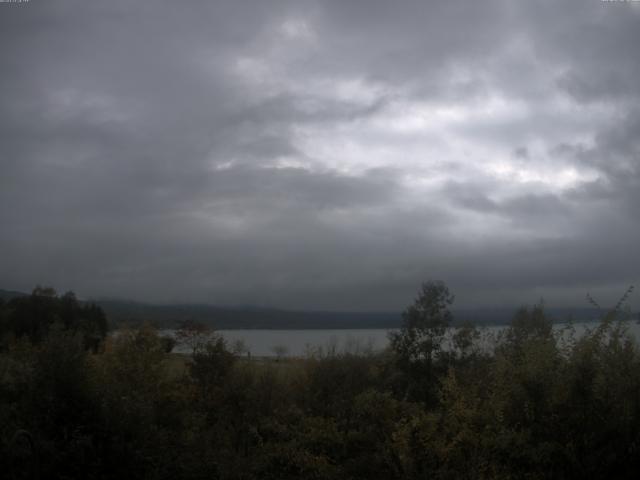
[1,283,639,479]
[0,287,108,351]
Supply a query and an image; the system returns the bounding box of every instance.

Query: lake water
[162,320,640,357]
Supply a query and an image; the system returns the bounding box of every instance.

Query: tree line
[1,282,639,479]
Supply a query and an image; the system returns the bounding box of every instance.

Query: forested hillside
[1,288,609,329]
[1,283,639,479]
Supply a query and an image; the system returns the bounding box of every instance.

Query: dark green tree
[389,280,454,403]
[3,287,108,350]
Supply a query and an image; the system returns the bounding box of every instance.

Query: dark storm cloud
[1,0,639,310]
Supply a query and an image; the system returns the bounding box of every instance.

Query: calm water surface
[161,321,640,357]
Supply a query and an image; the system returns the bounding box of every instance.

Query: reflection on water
[159,320,640,357]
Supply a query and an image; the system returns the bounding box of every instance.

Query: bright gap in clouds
[227,12,604,198]
[1,0,638,309]
[292,90,603,196]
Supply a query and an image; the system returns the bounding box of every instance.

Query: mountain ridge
[2,288,616,329]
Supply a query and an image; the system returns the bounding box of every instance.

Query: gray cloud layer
[1,0,639,310]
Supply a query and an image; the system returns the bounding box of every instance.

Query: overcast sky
[1,0,639,310]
